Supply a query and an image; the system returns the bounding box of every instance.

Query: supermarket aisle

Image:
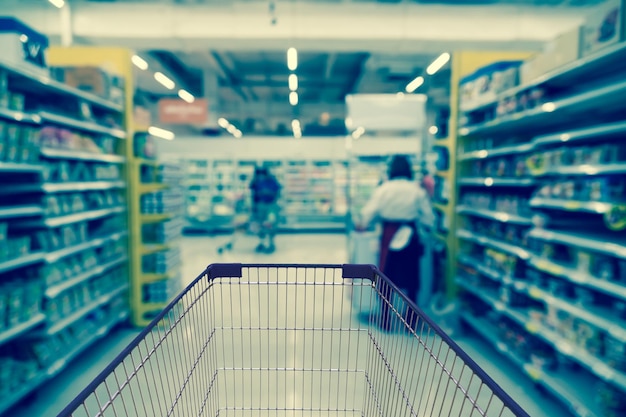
[12,233,564,417]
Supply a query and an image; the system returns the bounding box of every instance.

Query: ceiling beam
[210,52,251,102]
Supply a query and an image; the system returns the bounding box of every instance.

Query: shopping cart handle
[207,263,243,279]
[342,264,378,280]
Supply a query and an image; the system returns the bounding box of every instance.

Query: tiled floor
[11,233,568,417]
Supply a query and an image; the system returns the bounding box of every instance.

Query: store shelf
[528,228,626,259]
[40,147,126,164]
[456,206,533,225]
[529,197,616,214]
[534,120,626,147]
[0,205,43,219]
[0,60,123,112]
[457,229,531,259]
[529,256,626,301]
[141,243,170,256]
[461,41,626,114]
[0,252,44,274]
[0,310,128,415]
[459,279,622,412]
[43,206,125,228]
[458,177,535,187]
[141,271,176,283]
[39,111,126,139]
[44,284,129,336]
[45,256,128,299]
[537,163,626,177]
[0,313,46,346]
[141,213,173,223]
[0,107,41,124]
[461,79,626,137]
[457,143,536,161]
[139,183,168,194]
[43,181,126,193]
[45,231,127,263]
[0,162,43,173]
[0,372,48,416]
[523,284,626,342]
[47,310,129,378]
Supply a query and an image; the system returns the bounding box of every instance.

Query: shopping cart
[216,193,250,254]
[58,264,530,417]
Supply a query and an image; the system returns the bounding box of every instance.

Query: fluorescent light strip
[49,0,65,8]
[218,118,230,129]
[289,91,299,106]
[405,76,424,93]
[352,126,365,139]
[233,130,242,138]
[131,55,149,71]
[178,89,195,103]
[148,126,175,140]
[426,52,451,75]
[288,74,298,91]
[287,47,298,71]
[154,72,175,90]
[227,125,237,134]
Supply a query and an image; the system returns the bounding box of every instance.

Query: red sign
[158,98,208,124]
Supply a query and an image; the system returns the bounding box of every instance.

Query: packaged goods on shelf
[142,218,184,245]
[0,275,43,332]
[520,27,581,84]
[142,277,181,304]
[459,61,523,111]
[581,0,625,56]
[140,191,184,215]
[51,66,125,106]
[39,126,118,155]
[142,247,181,274]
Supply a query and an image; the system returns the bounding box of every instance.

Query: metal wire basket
[58,264,529,417]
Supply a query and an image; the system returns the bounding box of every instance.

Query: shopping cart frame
[57,264,530,417]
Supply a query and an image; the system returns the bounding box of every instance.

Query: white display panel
[345,94,427,132]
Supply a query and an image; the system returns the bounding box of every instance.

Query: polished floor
[11,233,568,417]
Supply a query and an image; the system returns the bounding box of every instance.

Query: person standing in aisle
[358,155,434,330]
[249,166,281,253]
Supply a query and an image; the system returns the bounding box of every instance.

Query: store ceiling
[8,0,602,136]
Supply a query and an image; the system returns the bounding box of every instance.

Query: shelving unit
[182,158,347,232]
[454,42,626,416]
[0,47,130,414]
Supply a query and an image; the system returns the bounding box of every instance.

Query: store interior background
[1,0,626,416]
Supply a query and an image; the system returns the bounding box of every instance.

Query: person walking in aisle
[249,166,281,253]
[358,155,434,330]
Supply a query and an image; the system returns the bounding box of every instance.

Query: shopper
[249,166,281,253]
[358,155,434,330]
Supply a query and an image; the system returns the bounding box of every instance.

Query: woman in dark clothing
[359,155,433,330]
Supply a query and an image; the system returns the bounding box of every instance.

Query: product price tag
[604,205,626,231]
[525,322,539,334]
[525,365,542,381]
[564,201,581,210]
[528,287,543,299]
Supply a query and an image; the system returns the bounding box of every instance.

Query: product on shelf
[39,126,117,154]
[0,274,43,331]
[459,61,523,110]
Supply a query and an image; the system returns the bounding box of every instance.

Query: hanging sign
[158,98,208,124]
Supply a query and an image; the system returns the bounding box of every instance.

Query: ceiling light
[131,55,149,71]
[218,118,230,129]
[428,125,439,135]
[48,0,65,8]
[289,91,299,106]
[294,130,302,139]
[287,47,298,71]
[405,76,424,93]
[289,74,298,91]
[291,119,301,130]
[178,89,195,103]
[396,92,405,99]
[233,130,243,138]
[19,35,28,43]
[154,72,175,90]
[352,126,365,139]
[227,125,237,134]
[148,126,175,140]
[426,52,451,75]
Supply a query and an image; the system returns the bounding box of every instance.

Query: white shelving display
[0,58,129,413]
[181,158,349,231]
[456,42,626,416]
